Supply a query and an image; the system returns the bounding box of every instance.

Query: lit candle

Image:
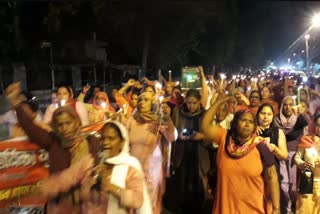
[159,95,164,103]
[175,81,180,86]
[168,70,172,81]
[60,99,66,107]
[155,82,162,91]
[101,102,106,110]
[220,73,226,88]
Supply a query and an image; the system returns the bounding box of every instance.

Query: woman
[44,85,89,126]
[165,89,209,213]
[6,82,91,213]
[81,121,152,214]
[125,91,176,214]
[274,96,310,213]
[78,85,115,124]
[294,114,320,214]
[247,90,262,114]
[260,86,279,115]
[256,103,288,213]
[256,103,288,161]
[201,95,280,214]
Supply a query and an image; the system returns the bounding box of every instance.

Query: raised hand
[82,84,91,94]
[5,82,26,107]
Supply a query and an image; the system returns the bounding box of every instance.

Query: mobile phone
[182,128,192,136]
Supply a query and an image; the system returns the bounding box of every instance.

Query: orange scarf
[225,132,265,159]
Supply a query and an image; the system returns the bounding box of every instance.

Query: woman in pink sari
[125,92,176,214]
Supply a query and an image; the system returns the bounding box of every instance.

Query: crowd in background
[2,67,320,214]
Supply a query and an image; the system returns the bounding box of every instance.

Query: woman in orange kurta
[201,95,280,214]
[260,86,279,115]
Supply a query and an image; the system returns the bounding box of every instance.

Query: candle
[159,95,164,103]
[168,70,172,81]
[60,99,66,107]
[101,102,106,110]
[297,85,303,105]
[220,73,226,88]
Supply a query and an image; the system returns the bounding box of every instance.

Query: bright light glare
[303,77,308,82]
[305,34,310,40]
[60,99,66,106]
[159,95,164,103]
[101,102,106,109]
[312,14,320,28]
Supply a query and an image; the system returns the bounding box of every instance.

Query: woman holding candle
[43,85,89,126]
[164,89,209,214]
[256,103,288,214]
[294,113,320,214]
[77,85,115,124]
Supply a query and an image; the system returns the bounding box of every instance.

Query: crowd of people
[1,67,320,214]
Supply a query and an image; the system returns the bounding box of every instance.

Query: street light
[305,34,310,75]
[312,13,320,28]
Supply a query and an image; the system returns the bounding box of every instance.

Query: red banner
[0,137,49,206]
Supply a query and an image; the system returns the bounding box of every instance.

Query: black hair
[186,89,201,100]
[314,112,320,124]
[229,110,257,138]
[144,85,156,93]
[103,123,124,141]
[255,103,274,126]
[249,90,262,101]
[56,85,73,97]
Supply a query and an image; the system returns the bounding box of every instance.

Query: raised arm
[77,84,91,102]
[201,95,230,143]
[118,79,136,96]
[6,82,54,149]
[199,66,209,107]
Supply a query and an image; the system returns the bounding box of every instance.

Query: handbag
[298,168,314,194]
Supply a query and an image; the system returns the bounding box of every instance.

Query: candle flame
[101,102,106,109]
[159,95,164,103]
[60,99,66,106]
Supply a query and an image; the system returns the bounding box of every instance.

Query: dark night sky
[9,1,320,67]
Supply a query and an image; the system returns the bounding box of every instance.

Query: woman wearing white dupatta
[81,121,152,214]
[274,96,310,213]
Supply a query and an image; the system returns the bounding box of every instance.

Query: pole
[305,37,310,76]
[50,45,55,90]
